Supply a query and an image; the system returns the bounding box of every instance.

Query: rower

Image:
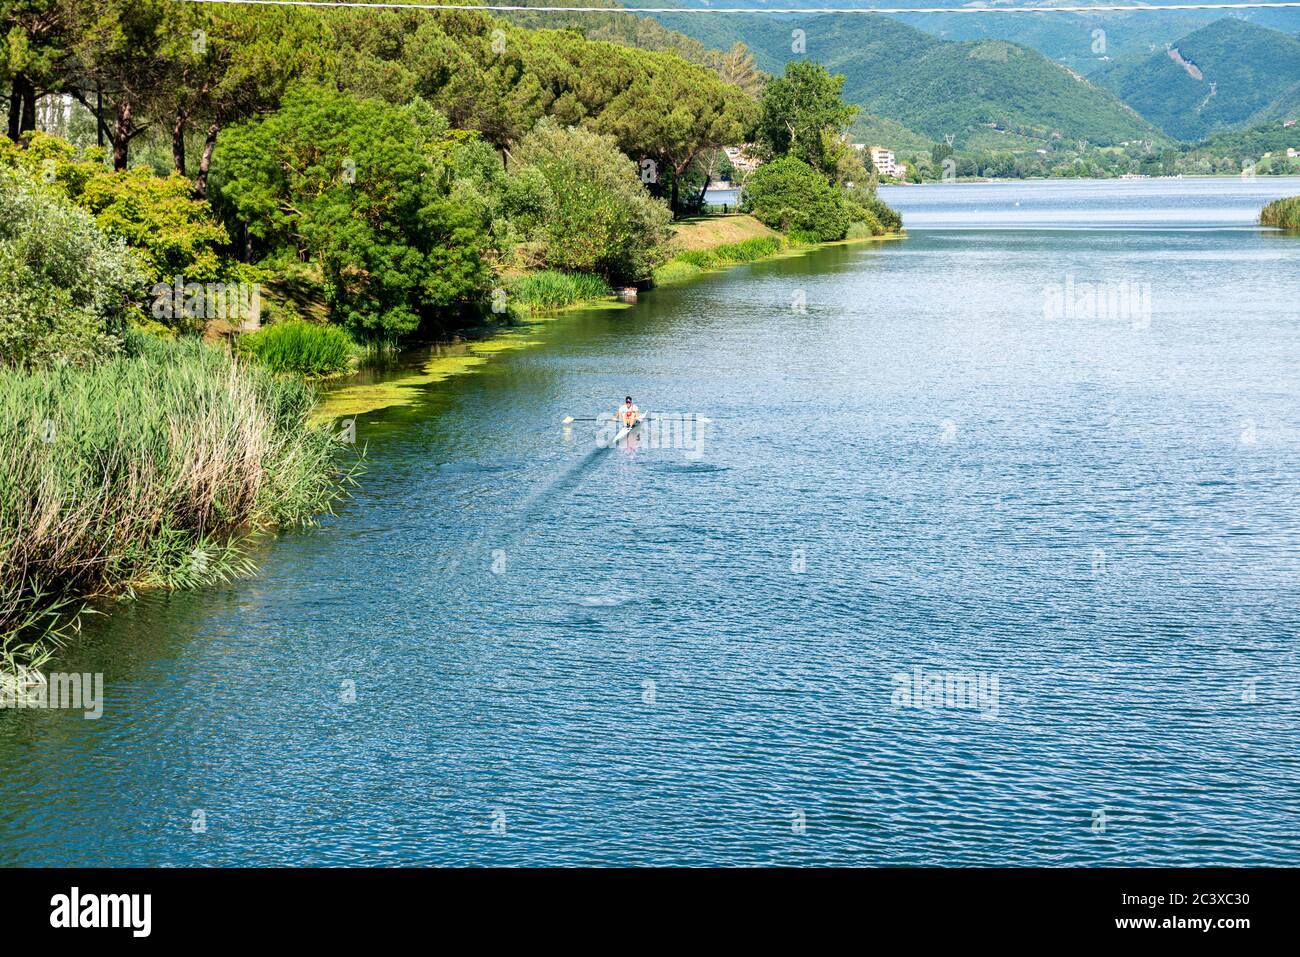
[616,396,641,429]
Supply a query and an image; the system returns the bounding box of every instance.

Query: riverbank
[655,213,904,285]
[316,214,906,421]
[0,334,356,670]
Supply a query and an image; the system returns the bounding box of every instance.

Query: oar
[562,414,714,424]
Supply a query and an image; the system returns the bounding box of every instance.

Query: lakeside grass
[654,235,788,285]
[0,333,356,668]
[653,212,904,286]
[506,271,613,312]
[1260,196,1300,229]
[238,320,358,379]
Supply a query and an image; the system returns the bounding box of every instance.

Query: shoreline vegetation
[1,4,900,667]
[0,333,356,673]
[1260,196,1300,229]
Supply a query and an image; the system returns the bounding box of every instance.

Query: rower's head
[624,396,633,405]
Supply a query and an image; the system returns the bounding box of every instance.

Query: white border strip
[176,0,1300,16]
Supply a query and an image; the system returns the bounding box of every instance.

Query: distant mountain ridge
[651,12,1167,148]
[1093,18,1300,140]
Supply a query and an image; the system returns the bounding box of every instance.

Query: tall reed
[1260,196,1300,230]
[507,271,613,312]
[238,320,357,378]
[0,333,354,667]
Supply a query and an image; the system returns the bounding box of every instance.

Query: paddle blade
[561,416,575,425]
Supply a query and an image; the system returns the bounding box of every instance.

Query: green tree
[594,47,756,215]
[1,0,68,141]
[63,0,174,169]
[214,86,492,337]
[741,155,851,243]
[513,118,671,282]
[756,60,858,177]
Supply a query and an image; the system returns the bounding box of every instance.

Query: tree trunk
[96,84,104,148]
[6,80,21,141]
[112,97,133,170]
[172,109,188,175]
[670,169,680,219]
[8,74,34,140]
[194,119,221,199]
[19,81,36,136]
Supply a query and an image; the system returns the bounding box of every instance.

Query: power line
[176,0,1300,16]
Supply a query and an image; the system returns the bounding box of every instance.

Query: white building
[867,146,899,178]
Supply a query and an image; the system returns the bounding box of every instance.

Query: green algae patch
[313,331,548,421]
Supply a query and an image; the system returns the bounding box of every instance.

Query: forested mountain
[649,12,1167,148]
[632,0,1300,72]
[897,10,1219,73]
[1092,18,1300,140]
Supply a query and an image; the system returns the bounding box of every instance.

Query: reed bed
[0,333,353,667]
[1260,196,1300,230]
[238,320,358,378]
[506,271,613,312]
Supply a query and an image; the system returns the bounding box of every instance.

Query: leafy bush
[1260,196,1300,229]
[846,186,903,234]
[513,119,673,283]
[215,86,492,337]
[741,156,851,243]
[1,133,248,297]
[0,168,144,368]
[506,271,612,311]
[238,321,356,378]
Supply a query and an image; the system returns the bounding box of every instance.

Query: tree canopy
[756,60,857,177]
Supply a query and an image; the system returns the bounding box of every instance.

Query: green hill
[653,13,1167,149]
[1092,18,1300,140]
[897,10,1219,74]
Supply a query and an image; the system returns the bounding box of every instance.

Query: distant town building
[1284,119,1297,128]
[1288,148,1299,159]
[722,145,761,176]
[867,146,899,178]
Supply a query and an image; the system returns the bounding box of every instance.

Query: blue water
[2,178,1298,866]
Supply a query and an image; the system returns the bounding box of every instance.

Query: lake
[2,177,1298,866]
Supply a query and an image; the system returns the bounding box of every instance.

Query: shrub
[1,132,249,302]
[846,186,903,234]
[513,119,673,283]
[238,321,356,378]
[0,168,144,368]
[741,156,851,243]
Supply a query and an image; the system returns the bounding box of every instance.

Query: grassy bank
[0,333,354,669]
[1260,196,1300,229]
[653,213,902,285]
